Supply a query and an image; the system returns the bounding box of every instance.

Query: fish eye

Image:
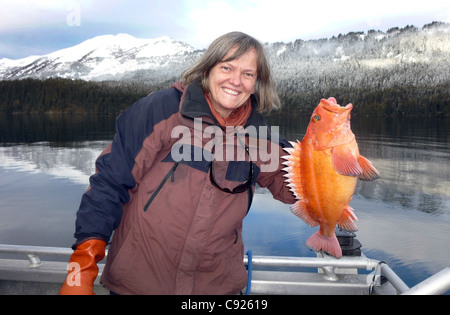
[313,115,321,122]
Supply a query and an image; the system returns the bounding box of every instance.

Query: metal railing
[1,244,449,295]
[243,254,380,269]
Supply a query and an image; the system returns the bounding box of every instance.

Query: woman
[60,32,296,295]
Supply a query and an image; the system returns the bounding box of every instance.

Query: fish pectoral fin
[291,200,319,227]
[337,206,358,232]
[332,145,362,177]
[357,155,380,181]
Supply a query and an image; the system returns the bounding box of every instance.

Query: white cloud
[183,0,450,48]
[1,0,449,58]
[0,0,84,31]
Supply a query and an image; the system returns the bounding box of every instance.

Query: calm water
[0,113,449,291]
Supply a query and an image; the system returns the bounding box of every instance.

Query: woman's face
[207,48,258,117]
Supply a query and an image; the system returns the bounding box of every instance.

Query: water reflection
[360,154,449,215]
[0,114,115,185]
[0,141,109,185]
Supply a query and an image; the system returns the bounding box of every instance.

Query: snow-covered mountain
[0,34,200,81]
[265,22,450,89]
[0,22,449,85]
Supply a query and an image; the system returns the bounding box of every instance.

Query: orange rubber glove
[59,239,106,295]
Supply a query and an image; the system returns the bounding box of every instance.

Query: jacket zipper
[143,162,179,212]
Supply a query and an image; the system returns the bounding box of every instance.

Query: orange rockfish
[283,98,379,258]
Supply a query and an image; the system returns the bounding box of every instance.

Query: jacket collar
[180,79,214,122]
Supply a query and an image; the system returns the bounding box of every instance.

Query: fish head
[307,97,354,150]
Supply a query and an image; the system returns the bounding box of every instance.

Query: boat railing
[1,244,449,295]
[0,244,73,266]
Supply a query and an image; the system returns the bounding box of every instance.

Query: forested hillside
[0,78,155,115]
[0,77,447,116]
[266,22,449,116]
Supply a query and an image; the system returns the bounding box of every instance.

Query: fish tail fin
[357,155,380,181]
[306,231,342,259]
[337,205,358,232]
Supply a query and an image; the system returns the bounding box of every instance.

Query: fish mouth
[321,98,353,113]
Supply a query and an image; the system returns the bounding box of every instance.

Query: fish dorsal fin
[282,140,304,200]
[283,141,320,227]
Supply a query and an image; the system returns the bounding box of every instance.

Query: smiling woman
[59,31,297,295]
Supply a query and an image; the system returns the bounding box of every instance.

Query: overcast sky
[1,0,449,60]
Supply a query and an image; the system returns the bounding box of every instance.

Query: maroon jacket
[75,80,296,294]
